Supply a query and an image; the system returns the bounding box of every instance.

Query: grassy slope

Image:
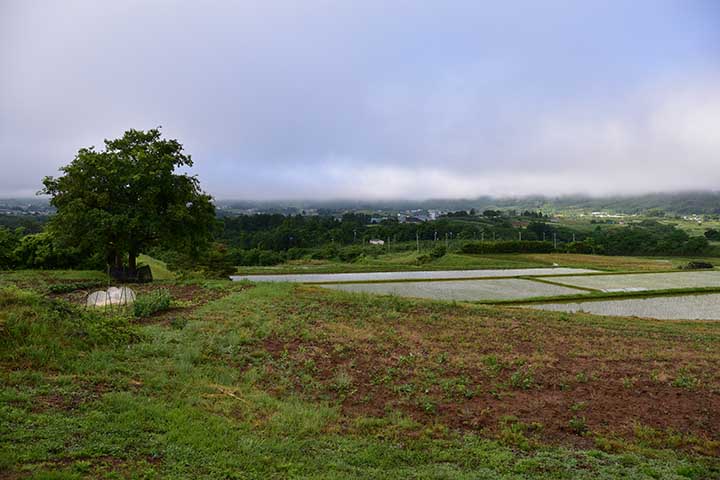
[138,253,176,281]
[1,273,719,478]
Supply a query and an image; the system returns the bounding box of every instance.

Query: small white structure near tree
[87,286,137,308]
[369,239,385,246]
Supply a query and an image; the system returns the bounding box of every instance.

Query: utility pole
[353,229,357,243]
[553,232,557,249]
[445,232,449,248]
[434,231,438,242]
[572,233,576,242]
[416,231,420,253]
[492,232,496,242]
[518,231,522,241]
[543,232,546,242]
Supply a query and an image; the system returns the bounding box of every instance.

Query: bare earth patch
[256,289,720,454]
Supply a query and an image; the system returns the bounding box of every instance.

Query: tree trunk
[107,249,122,270]
[128,249,137,274]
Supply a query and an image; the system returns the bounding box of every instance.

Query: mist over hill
[5,191,720,217]
[216,191,720,215]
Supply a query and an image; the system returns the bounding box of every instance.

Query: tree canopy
[41,128,216,275]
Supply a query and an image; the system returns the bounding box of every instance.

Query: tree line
[0,128,714,273]
[1,206,713,271]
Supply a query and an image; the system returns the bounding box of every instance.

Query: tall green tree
[42,128,216,274]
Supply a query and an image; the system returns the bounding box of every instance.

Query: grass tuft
[133,289,172,318]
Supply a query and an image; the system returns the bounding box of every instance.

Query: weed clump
[568,416,588,435]
[498,416,543,450]
[0,286,138,368]
[331,370,354,395]
[509,367,535,390]
[671,370,699,390]
[133,289,172,318]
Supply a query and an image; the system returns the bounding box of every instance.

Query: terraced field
[231,267,597,283]
[531,293,720,320]
[235,267,720,320]
[322,278,584,301]
[545,271,720,292]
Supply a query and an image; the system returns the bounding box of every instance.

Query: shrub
[338,246,363,263]
[232,248,286,266]
[564,241,596,254]
[416,254,432,264]
[133,289,172,318]
[257,250,285,266]
[13,232,103,270]
[680,261,714,270]
[201,243,236,278]
[0,226,22,269]
[286,247,306,260]
[704,229,720,241]
[591,222,710,256]
[311,244,339,260]
[680,236,711,255]
[415,245,447,264]
[233,248,260,266]
[461,240,555,254]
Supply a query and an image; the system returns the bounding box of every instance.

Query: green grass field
[2,267,720,478]
[238,251,717,276]
[661,218,720,237]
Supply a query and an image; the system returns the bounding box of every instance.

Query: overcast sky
[1,1,719,200]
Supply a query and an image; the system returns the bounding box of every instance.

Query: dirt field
[255,286,720,454]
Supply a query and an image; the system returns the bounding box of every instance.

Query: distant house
[369,239,385,246]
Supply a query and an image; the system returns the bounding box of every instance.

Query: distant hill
[216,191,720,215]
[0,198,54,216]
[478,192,720,215]
[4,191,720,217]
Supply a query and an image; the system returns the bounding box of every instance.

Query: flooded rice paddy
[231,267,597,283]
[545,270,720,291]
[530,293,720,320]
[321,278,584,301]
[234,267,720,319]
